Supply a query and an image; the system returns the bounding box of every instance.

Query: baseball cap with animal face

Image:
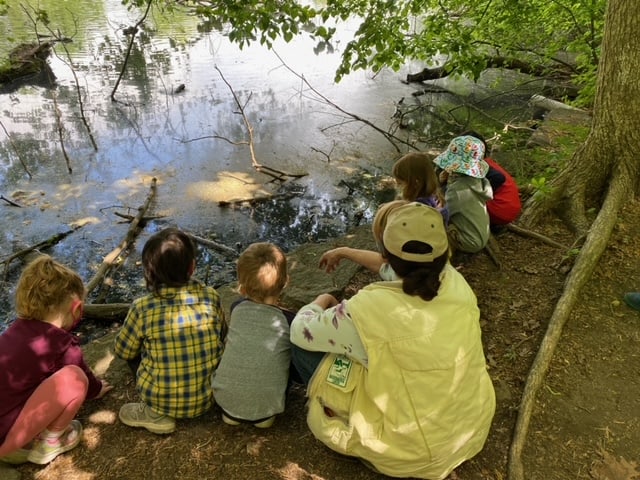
[433,135,489,178]
[382,202,449,263]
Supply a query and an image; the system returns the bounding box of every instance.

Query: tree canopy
[124,0,605,106]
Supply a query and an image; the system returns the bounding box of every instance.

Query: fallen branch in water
[0,195,23,207]
[273,50,415,153]
[217,191,298,208]
[85,177,157,297]
[113,211,165,223]
[84,303,130,321]
[110,0,153,104]
[189,233,238,258]
[47,28,98,151]
[1,226,83,280]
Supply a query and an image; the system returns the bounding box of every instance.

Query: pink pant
[0,365,88,456]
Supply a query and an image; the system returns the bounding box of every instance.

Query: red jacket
[485,158,521,225]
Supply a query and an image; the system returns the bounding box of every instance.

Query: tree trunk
[520,1,640,231]
[508,1,640,478]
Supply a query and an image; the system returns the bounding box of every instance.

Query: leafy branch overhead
[123,0,605,105]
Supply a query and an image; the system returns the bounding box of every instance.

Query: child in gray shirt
[212,242,296,428]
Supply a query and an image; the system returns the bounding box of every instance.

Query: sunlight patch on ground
[276,461,327,479]
[87,410,117,427]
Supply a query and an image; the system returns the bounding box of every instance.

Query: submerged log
[0,42,54,84]
[84,303,130,321]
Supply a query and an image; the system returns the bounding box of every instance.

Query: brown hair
[385,250,448,301]
[142,227,196,295]
[372,200,410,250]
[392,152,445,206]
[15,255,85,320]
[237,243,288,303]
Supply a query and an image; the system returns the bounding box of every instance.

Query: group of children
[393,132,522,254]
[0,132,521,474]
[0,227,298,475]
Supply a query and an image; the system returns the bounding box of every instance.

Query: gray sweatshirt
[445,174,493,253]
[212,300,292,421]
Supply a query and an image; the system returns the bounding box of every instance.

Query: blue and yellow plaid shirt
[114,280,226,418]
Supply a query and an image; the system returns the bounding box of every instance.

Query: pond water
[0,1,543,334]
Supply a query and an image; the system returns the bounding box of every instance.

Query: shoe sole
[118,412,175,434]
[221,414,240,426]
[222,414,274,428]
[253,417,275,429]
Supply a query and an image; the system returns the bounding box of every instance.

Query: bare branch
[272,50,414,153]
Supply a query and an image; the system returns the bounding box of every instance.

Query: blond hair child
[212,242,295,428]
[0,256,111,468]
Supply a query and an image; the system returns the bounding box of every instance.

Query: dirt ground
[6,195,639,480]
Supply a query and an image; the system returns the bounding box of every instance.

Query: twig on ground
[506,223,569,250]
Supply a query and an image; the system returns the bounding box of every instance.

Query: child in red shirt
[0,256,111,469]
[463,131,522,229]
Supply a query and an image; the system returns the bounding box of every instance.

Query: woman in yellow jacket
[290,202,495,479]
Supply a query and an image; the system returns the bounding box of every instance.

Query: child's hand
[319,248,344,273]
[313,293,339,310]
[96,380,113,399]
[439,170,449,184]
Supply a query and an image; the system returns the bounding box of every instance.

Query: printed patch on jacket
[326,355,352,387]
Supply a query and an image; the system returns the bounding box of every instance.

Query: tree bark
[508,1,640,478]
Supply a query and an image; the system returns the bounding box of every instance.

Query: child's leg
[0,365,88,457]
[290,345,326,385]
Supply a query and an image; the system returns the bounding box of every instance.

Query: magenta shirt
[0,318,102,443]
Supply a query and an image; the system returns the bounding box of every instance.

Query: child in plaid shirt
[114,227,226,434]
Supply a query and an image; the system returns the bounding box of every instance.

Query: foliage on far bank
[121,0,605,107]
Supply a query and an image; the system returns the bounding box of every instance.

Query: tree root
[507,170,631,480]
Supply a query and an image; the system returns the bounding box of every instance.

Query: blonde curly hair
[15,255,85,321]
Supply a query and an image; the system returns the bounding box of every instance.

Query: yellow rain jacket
[306,264,495,479]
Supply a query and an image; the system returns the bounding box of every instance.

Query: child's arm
[290,295,367,365]
[319,247,384,274]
